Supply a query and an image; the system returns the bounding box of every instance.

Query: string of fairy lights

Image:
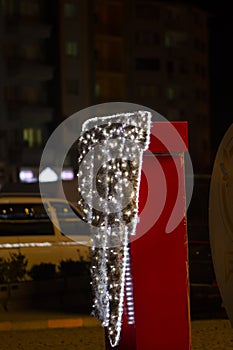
[76,111,151,347]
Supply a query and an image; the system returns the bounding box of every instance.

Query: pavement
[1,310,233,349]
[191,319,233,350]
[0,309,101,331]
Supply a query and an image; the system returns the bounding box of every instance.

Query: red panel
[148,121,188,153]
[105,302,136,350]
[130,154,191,350]
[105,122,191,350]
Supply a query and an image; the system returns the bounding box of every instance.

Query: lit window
[64,3,76,17]
[95,84,100,98]
[23,128,42,148]
[167,88,174,100]
[61,169,74,180]
[1,0,16,16]
[165,35,172,47]
[36,128,42,145]
[19,169,36,183]
[39,167,58,183]
[0,0,6,14]
[66,42,79,57]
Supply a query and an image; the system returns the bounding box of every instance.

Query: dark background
[195,1,233,160]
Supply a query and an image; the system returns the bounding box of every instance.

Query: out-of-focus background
[0,0,232,336]
[0,0,232,181]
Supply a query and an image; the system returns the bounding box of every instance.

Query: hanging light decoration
[76,110,151,347]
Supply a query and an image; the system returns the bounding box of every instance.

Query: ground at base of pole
[0,311,232,350]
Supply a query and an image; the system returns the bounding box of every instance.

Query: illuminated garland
[76,111,151,347]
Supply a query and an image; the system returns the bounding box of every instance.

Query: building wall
[59,0,93,119]
[0,0,211,185]
[0,0,58,180]
[93,0,126,104]
[125,1,211,173]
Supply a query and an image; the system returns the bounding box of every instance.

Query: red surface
[105,301,136,350]
[105,122,191,350]
[148,121,188,153]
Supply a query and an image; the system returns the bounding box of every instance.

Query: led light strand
[76,111,151,347]
[125,246,135,325]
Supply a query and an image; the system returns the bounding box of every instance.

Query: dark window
[180,62,189,75]
[136,58,160,71]
[188,242,215,284]
[0,221,54,236]
[135,31,160,46]
[167,61,174,76]
[0,203,54,236]
[64,3,76,18]
[135,4,160,19]
[0,204,48,220]
[153,32,160,45]
[66,79,79,94]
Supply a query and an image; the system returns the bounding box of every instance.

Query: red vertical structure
[105,122,191,350]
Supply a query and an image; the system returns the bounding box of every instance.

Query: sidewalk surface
[191,319,233,350]
[0,310,233,349]
[0,309,101,331]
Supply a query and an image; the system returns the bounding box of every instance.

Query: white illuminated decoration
[39,167,58,182]
[61,169,74,180]
[19,169,35,183]
[76,111,151,347]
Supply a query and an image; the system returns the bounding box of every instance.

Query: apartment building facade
[0,0,210,186]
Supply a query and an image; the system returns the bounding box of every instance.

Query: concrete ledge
[11,319,48,331]
[48,318,83,328]
[0,315,101,331]
[0,322,11,331]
